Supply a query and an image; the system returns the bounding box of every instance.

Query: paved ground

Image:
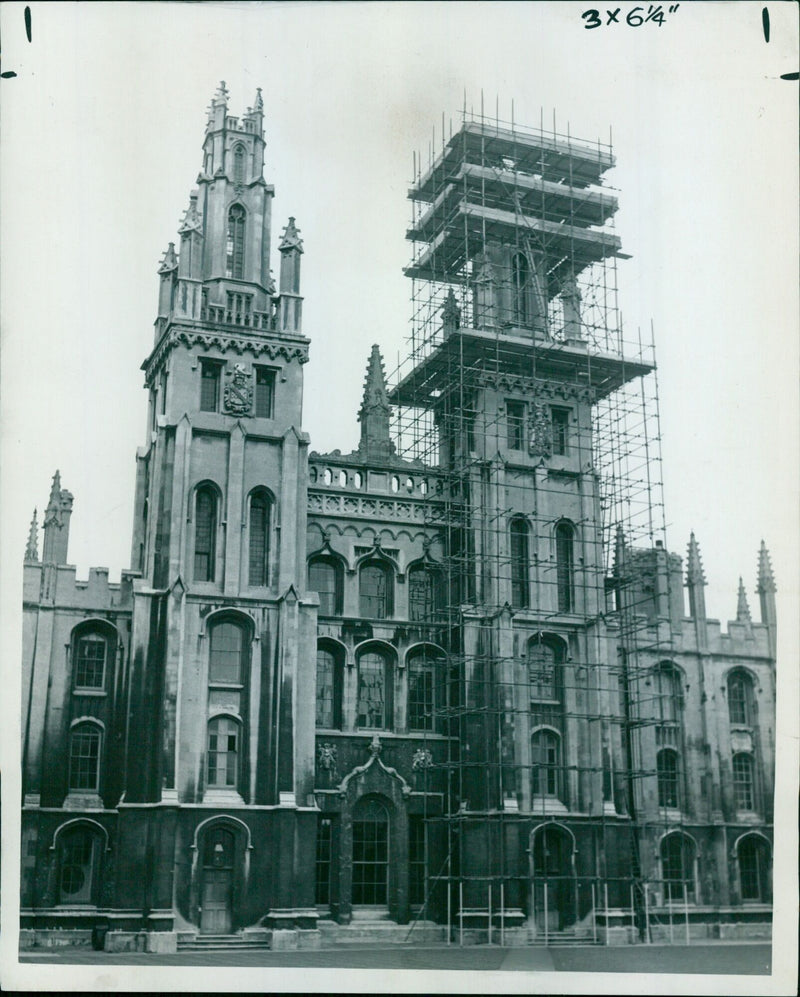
[18,942,772,975]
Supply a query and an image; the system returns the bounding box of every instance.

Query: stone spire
[254,86,264,113]
[685,532,706,620]
[25,508,39,562]
[755,540,777,657]
[755,540,776,594]
[357,345,396,462]
[42,471,74,565]
[736,577,752,624]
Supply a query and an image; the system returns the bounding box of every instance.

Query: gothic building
[20,86,775,952]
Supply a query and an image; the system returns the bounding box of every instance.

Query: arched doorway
[530,824,576,932]
[200,826,235,933]
[57,824,103,905]
[352,797,390,913]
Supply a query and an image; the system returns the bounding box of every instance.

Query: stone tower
[125,84,318,930]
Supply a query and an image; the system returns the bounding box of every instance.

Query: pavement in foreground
[17,942,772,975]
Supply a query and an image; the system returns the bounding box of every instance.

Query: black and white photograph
[1,2,797,993]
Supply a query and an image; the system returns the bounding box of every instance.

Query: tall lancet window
[194,486,217,582]
[248,490,270,587]
[512,252,530,326]
[226,205,246,279]
[233,144,246,183]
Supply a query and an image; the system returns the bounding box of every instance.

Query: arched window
[407,647,443,732]
[316,644,343,729]
[68,723,102,792]
[657,748,680,808]
[308,556,343,616]
[233,144,246,183]
[654,662,683,748]
[512,252,530,326]
[509,516,530,609]
[357,648,393,729]
[738,835,771,902]
[226,204,245,279]
[248,490,271,587]
[661,833,695,903]
[208,619,246,684]
[352,797,389,906]
[407,565,443,621]
[728,670,753,726]
[531,728,562,799]
[194,485,217,582]
[732,752,755,811]
[555,521,574,613]
[207,716,240,788]
[528,639,559,702]
[73,631,108,689]
[58,826,101,905]
[359,561,393,619]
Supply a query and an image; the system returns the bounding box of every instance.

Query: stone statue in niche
[528,402,552,458]
[223,362,253,415]
[317,742,337,776]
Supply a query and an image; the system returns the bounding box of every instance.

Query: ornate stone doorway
[351,797,390,912]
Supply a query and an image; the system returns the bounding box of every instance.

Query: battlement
[23,561,138,612]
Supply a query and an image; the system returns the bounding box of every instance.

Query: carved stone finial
[278,216,304,253]
[736,577,752,624]
[25,508,39,562]
[158,242,178,275]
[178,194,202,235]
[214,80,229,104]
[369,734,382,757]
[357,345,396,461]
[254,87,264,112]
[756,540,776,594]
[685,532,707,586]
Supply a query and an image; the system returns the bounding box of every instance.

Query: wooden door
[201,868,233,934]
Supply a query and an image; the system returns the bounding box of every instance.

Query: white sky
[1,2,798,987]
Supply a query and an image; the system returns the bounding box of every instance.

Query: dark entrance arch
[530,823,577,932]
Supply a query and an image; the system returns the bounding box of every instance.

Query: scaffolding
[388,106,697,944]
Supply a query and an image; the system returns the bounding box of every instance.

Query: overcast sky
[1,1,797,634]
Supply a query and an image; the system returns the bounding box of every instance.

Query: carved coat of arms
[224,363,253,415]
[528,402,552,458]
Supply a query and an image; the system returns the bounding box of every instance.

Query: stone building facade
[20,86,775,951]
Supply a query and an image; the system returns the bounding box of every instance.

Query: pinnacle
[756,539,776,594]
[736,577,752,624]
[360,345,389,413]
[279,217,303,252]
[158,242,178,273]
[685,531,706,586]
[47,470,62,509]
[25,508,39,562]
